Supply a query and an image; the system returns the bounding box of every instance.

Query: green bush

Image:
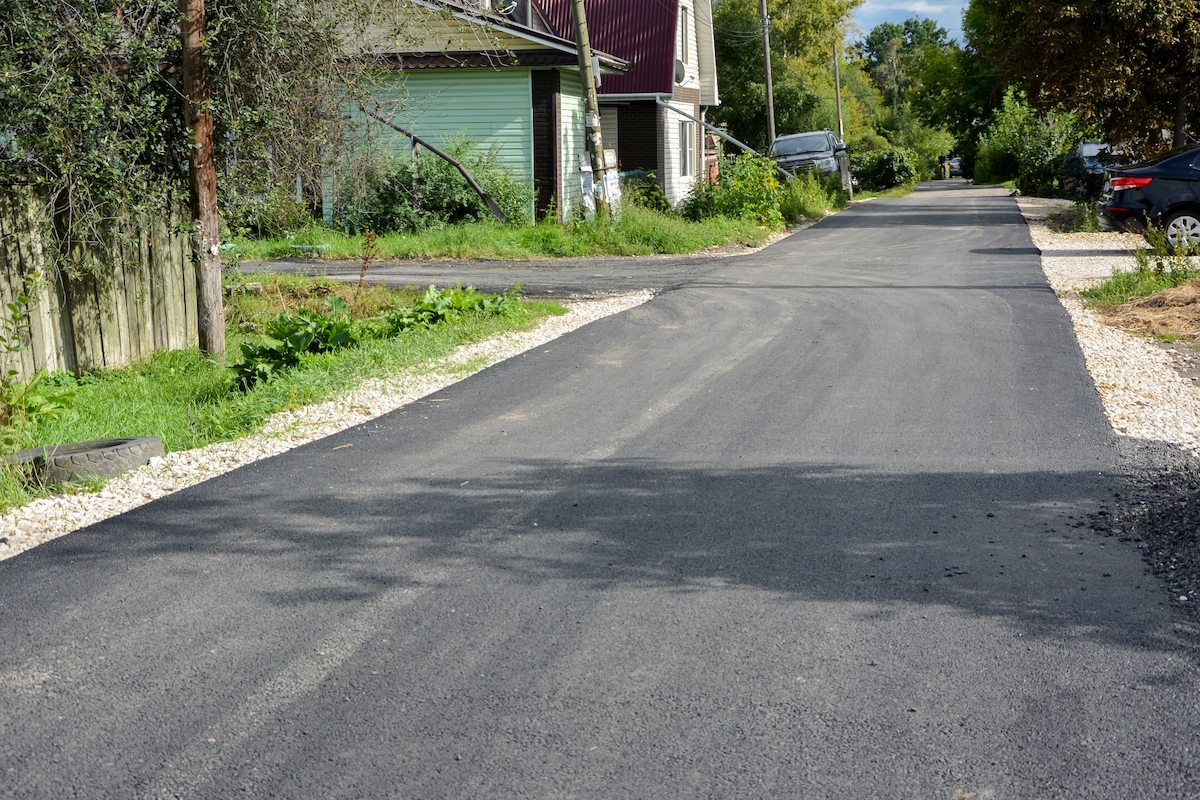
[973,88,1081,195]
[224,188,316,238]
[621,171,672,214]
[233,285,519,389]
[851,147,918,190]
[779,172,845,222]
[683,153,783,226]
[337,137,533,233]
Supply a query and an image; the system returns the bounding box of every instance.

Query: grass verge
[853,184,917,200]
[227,206,774,262]
[1081,267,1197,309]
[1,275,565,511]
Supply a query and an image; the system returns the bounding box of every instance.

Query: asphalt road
[4,183,1200,798]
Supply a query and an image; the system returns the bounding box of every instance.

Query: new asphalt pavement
[3,183,1199,798]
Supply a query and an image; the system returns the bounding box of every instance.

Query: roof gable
[395,0,628,71]
[536,0,678,95]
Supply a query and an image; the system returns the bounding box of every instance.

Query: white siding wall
[677,0,701,91]
[662,102,698,207]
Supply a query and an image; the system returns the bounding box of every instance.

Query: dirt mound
[1102,281,1200,340]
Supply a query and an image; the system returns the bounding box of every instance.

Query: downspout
[654,98,791,181]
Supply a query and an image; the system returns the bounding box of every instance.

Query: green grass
[853,184,916,200]
[1,278,565,510]
[1080,264,1198,309]
[225,206,773,262]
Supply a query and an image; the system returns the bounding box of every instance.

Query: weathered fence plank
[0,185,196,379]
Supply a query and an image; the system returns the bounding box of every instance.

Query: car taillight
[1109,176,1153,191]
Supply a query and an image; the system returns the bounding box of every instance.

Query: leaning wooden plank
[149,212,170,349]
[181,217,199,348]
[51,268,77,375]
[2,189,39,379]
[22,192,64,372]
[66,240,103,372]
[132,224,154,360]
[166,209,188,350]
[109,233,133,367]
[93,245,120,369]
[0,191,22,379]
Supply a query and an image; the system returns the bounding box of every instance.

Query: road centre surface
[3,183,1199,798]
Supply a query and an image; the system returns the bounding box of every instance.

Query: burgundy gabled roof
[536,0,677,95]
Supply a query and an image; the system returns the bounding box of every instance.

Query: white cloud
[858,1,954,12]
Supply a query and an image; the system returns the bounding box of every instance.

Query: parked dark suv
[769,130,847,175]
[1098,145,1200,247]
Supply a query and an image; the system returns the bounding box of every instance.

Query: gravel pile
[0,291,652,561]
[1019,198,1200,613]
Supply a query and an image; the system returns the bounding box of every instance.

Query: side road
[3,183,1200,798]
[239,232,795,297]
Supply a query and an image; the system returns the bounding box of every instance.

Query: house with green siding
[340,1,627,222]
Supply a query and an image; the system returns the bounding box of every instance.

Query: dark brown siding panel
[531,70,560,220]
[616,100,660,175]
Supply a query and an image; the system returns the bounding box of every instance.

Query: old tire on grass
[12,438,165,485]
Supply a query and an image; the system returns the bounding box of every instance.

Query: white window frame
[679,121,693,177]
[679,6,690,63]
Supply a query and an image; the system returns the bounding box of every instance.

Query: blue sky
[851,0,970,47]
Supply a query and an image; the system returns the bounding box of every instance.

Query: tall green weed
[337,136,533,232]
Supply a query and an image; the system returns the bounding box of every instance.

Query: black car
[1098,145,1200,246]
[769,130,847,176]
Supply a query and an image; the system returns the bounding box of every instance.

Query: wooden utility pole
[833,42,844,140]
[759,0,775,148]
[570,0,610,214]
[179,0,225,357]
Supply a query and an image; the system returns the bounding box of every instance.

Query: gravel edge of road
[0,291,653,561]
[1019,198,1200,618]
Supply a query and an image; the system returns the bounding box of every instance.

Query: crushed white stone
[0,291,652,561]
[1018,197,1200,455]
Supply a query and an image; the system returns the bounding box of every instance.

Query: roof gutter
[407,0,629,72]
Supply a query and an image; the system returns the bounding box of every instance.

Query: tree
[856,18,947,70]
[968,0,1200,150]
[0,0,407,354]
[856,17,949,110]
[711,0,862,150]
[908,29,1001,175]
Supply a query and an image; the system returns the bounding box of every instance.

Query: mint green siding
[370,70,533,181]
[558,68,586,220]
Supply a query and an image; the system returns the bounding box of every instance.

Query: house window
[679,121,693,177]
[679,6,689,63]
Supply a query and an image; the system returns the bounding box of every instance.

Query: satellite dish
[674,59,686,83]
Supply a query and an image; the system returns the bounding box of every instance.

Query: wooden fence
[0,187,198,380]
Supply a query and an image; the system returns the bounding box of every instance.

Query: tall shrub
[683,153,783,227]
[337,138,533,232]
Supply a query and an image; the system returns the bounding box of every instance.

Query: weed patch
[226,206,773,262]
[0,277,564,511]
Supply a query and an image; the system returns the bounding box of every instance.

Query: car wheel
[1164,211,1200,249]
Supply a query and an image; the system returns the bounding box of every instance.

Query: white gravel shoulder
[0,291,652,561]
[1018,198,1200,454]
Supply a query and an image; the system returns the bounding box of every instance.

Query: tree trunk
[179,0,225,358]
[1174,73,1191,147]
